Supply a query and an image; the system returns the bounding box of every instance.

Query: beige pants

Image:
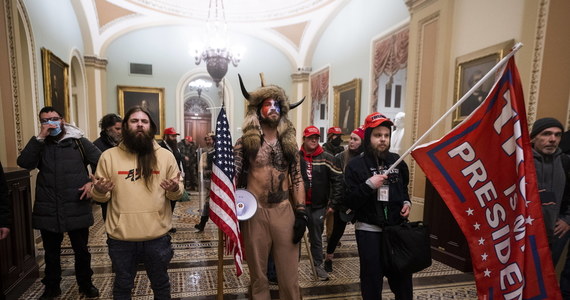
[241,201,302,300]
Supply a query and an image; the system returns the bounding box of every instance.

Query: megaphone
[235,189,258,221]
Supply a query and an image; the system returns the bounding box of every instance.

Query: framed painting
[118,86,165,139]
[41,48,70,119]
[453,39,514,125]
[333,78,361,139]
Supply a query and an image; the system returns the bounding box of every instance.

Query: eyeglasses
[40,117,62,123]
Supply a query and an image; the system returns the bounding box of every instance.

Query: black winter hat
[530,117,564,138]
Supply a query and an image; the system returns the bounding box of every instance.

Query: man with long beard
[235,75,306,299]
[344,112,412,300]
[91,106,183,299]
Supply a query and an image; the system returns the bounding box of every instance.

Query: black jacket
[93,131,117,152]
[300,148,342,208]
[344,151,409,227]
[17,125,101,233]
[159,140,183,171]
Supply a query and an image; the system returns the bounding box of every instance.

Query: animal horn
[289,97,305,110]
[238,74,250,101]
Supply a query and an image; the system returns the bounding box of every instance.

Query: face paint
[261,98,281,118]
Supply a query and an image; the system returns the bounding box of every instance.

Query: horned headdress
[239,73,304,162]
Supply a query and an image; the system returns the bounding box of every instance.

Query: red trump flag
[411,57,561,299]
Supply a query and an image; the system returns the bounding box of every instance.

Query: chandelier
[195,0,241,86]
[189,79,213,99]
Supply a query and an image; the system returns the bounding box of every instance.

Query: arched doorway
[183,96,211,148]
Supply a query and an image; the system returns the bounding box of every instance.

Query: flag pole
[385,42,523,174]
[216,77,225,300]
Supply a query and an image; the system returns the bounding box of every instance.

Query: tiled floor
[19,192,477,299]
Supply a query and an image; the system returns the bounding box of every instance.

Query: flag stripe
[209,107,244,276]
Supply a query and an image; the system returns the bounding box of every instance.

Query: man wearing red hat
[344,112,412,299]
[300,126,342,280]
[325,126,365,273]
[159,127,184,233]
[322,126,344,245]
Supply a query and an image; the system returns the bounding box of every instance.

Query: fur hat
[239,74,304,161]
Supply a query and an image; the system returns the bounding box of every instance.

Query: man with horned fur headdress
[234,74,306,299]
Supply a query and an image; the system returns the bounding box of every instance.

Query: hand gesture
[554,219,570,238]
[78,182,93,200]
[160,172,181,192]
[38,122,58,139]
[400,203,411,218]
[368,174,387,189]
[90,174,114,194]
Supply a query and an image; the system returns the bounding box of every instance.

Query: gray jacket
[17,124,101,233]
[533,148,570,243]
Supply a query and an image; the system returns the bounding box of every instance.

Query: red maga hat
[303,126,320,137]
[163,127,180,135]
[327,126,342,135]
[364,112,393,129]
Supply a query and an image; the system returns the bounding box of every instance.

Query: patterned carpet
[19,192,477,299]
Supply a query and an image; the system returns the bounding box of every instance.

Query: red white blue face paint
[261,98,281,118]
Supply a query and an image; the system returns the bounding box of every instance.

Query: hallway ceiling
[83,0,352,65]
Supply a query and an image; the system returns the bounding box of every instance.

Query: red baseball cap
[327,126,342,135]
[163,127,180,135]
[303,126,320,137]
[185,136,193,142]
[352,126,365,140]
[364,112,393,129]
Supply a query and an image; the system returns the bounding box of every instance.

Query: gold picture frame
[453,39,515,125]
[333,78,361,139]
[118,85,165,139]
[41,48,70,119]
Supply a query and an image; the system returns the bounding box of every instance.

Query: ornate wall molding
[5,0,23,152]
[409,11,440,199]
[527,0,549,126]
[84,55,108,69]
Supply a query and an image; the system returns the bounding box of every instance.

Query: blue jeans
[551,234,570,299]
[107,235,174,300]
[355,230,413,300]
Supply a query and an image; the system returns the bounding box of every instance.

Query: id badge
[377,185,389,202]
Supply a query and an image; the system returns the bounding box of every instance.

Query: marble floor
[18,192,477,299]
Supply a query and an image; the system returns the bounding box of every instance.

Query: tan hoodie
[91,141,183,241]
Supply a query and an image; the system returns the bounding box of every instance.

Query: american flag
[209,107,244,276]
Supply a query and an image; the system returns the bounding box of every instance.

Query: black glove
[292,209,308,244]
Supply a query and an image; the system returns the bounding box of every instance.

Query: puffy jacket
[300,146,342,208]
[17,124,101,233]
[344,151,409,227]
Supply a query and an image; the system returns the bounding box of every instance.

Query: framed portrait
[453,39,514,125]
[118,85,165,139]
[333,78,361,139]
[41,48,70,119]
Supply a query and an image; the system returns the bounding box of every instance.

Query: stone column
[84,55,108,137]
[290,69,311,142]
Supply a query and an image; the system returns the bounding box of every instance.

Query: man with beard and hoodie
[344,112,412,300]
[299,125,341,281]
[159,127,184,233]
[234,74,306,299]
[530,117,570,297]
[324,126,365,273]
[17,106,101,300]
[93,113,123,221]
[91,106,183,299]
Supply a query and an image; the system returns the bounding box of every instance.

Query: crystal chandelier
[195,0,240,86]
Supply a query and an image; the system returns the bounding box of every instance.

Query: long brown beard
[259,115,280,127]
[123,128,156,188]
[166,138,178,150]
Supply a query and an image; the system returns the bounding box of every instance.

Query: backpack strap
[74,138,89,174]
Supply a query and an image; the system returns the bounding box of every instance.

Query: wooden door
[423,179,472,272]
[184,113,211,148]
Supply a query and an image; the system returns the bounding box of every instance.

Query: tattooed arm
[289,151,306,211]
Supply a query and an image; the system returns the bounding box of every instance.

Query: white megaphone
[235,189,258,221]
